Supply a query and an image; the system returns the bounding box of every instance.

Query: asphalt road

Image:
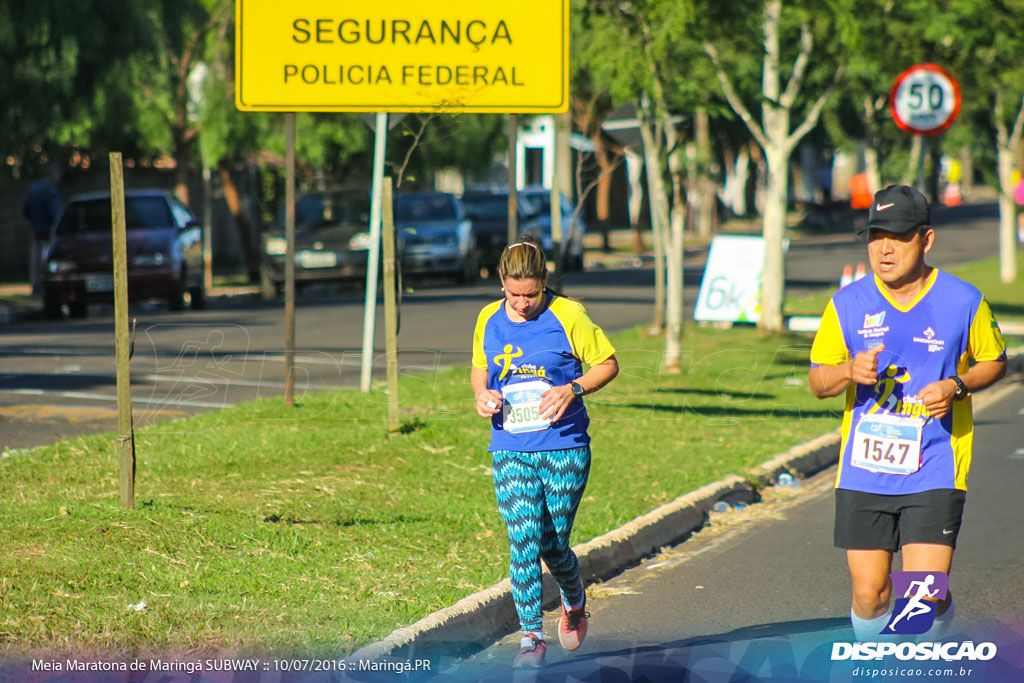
[435,379,1024,682]
[0,202,1005,452]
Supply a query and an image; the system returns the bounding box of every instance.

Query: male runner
[808,185,1007,641]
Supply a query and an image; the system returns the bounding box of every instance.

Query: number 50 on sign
[889,63,961,136]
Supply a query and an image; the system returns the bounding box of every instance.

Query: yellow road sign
[235,1,569,113]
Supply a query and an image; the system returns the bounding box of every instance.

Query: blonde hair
[498,233,547,282]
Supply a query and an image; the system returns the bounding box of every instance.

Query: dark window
[462,196,510,220]
[55,196,175,235]
[394,195,457,222]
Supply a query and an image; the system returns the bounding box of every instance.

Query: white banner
[694,235,765,323]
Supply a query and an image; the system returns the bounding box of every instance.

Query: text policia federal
[285,18,525,88]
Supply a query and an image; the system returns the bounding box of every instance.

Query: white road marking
[4,388,230,410]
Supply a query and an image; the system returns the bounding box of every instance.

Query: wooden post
[109,153,135,508]
[284,113,296,407]
[381,177,400,432]
[549,113,568,289]
[202,165,213,294]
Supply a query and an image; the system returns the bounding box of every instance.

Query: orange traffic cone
[943,181,962,207]
[854,263,866,281]
[839,264,853,288]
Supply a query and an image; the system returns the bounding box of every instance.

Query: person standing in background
[22,164,63,294]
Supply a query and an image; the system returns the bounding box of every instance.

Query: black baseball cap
[858,184,930,234]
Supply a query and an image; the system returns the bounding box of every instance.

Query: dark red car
[41,190,205,318]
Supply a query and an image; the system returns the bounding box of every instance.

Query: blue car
[518,187,585,271]
[394,192,477,284]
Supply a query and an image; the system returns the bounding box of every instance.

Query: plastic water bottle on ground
[712,501,730,513]
[777,472,801,489]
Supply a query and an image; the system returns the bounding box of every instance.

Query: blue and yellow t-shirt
[810,270,1005,494]
[472,293,616,452]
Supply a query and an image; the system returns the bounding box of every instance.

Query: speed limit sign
[890,63,961,136]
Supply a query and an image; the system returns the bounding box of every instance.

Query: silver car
[394,192,476,284]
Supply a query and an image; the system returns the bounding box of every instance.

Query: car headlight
[266,236,287,255]
[131,252,168,267]
[349,232,373,250]
[47,260,76,273]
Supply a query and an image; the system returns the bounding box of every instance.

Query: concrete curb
[353,347,1024,662]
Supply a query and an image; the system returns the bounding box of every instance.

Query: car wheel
[189,285,207,310]
[68,301,88,319]
[570,251,584,272]
[167,280,186,311]
[43,298,63,319]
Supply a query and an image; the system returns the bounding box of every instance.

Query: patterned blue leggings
[492,447,591,633]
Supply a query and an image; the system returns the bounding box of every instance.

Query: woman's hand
[539,384,576,423]
[475,388,504,418]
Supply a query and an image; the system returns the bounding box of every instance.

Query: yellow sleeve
[472,301,503,370]
[810,300,850,366]
[550,298,616,366]
[968,298,1007,362]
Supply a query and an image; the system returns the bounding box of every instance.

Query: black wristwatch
[948,375,967,401]
[570,381,585,398]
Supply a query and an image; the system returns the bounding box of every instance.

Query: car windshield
[528,194,552,214]
[56,196,174,235]
[280,193,370,230]
[461,195,509,220]
[394,195,456,222]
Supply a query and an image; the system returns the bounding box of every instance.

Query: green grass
[1,251,1019,659]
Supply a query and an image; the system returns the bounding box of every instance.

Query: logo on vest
[858,311,889,339]
[913,326,945,353]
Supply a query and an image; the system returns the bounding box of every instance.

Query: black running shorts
[834,488,966,551]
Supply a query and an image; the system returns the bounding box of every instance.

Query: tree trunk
[997,144,1019,283]
[753,144,767,215]
[959,146,973,197]
[592,133,615,253]
[758,0,788,334]
[664,191,684,369]
[665,131,686,369]
[696,110,715,241]
[864,145,881,197]
[761,146,788,334]
[994,87,1021,283]
[724,145,750,217]
[862,95,884,197]
[685,140,699,235]
[904,134,923,187]
[637,108,669,334]
[625,148,645,252]
[217,160,260,283]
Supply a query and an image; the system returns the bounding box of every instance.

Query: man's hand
[918,378,957,420]
[851,344,885,385]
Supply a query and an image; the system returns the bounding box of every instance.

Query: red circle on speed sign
[889,63,961,136]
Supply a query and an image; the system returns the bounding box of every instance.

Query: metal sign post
[360,112,389,393]
[284,113,297,406]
